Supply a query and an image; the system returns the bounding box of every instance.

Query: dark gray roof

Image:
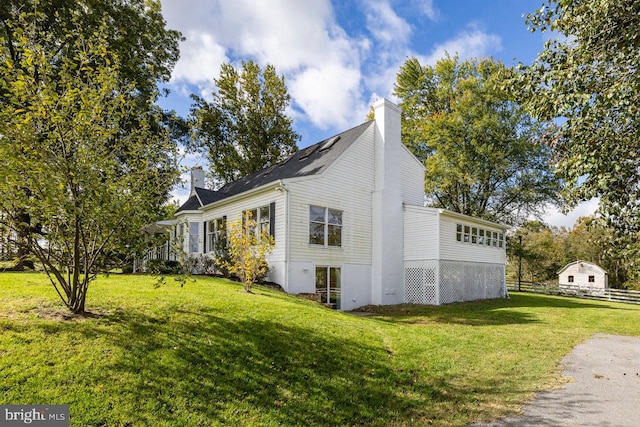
[176,187,226,213]
[176,194,201,212]
[176,120,373,213]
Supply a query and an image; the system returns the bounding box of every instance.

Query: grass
[1,273,640,426]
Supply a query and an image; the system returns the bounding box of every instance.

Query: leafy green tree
[394,55,560,225]
[0,0,182,271]
[0,0,180,98]
[507,217,634,288]
[566,217,634,288]
[0,7,180,313]
[190,60,300,184]
[519,1,640,235]
[507,221,565,283]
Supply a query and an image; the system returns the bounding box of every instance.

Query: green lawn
[1,273,639,426]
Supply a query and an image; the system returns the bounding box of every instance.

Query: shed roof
[176,120,373,213]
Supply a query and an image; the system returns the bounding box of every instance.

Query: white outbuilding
[558,260,608,290]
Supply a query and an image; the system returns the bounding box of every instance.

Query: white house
[157,99,508,310]
[558,260,608,290]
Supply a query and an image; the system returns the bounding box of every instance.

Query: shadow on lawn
[354,292,636,327]
[2,300,550,425]
[58,307,463,425]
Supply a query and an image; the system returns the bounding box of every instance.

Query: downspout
[435,209,441,305]
[276,181,290,292]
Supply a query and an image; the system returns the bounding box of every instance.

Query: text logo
[1,405,69,426]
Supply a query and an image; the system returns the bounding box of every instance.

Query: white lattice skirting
[404,260,506,305]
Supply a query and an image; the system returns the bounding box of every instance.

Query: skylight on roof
[298,146,316,161]
[319,135,340,151]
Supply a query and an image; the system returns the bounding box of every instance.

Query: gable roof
[176,187,226,213]
[176,120,373,213]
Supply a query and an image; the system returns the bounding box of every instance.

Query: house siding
[404,206,439,260]
[199,188,286,260]
[558,262,607,289]
[286,124,375,266]
[283,124,376,306]
[182,188,287,285]
[439,214,506,264]
[401,146,426,206]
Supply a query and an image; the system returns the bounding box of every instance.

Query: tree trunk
[69,284,87,314]
[14,211,33,270]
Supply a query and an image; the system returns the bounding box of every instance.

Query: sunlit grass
[1,273,639,426]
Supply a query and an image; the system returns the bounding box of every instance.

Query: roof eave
[435,208,509,230]
[199,180,286,212]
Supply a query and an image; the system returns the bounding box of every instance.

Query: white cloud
[365,1,412,46]
[160,0,369,130]
[543,198,599,229]
[211,0,338,70]
[170,175,190,206]
[419,0,438,21]
[290,64,365,130]
[421,25,502,65]
[159,1,503,136]
[170,32,227,86]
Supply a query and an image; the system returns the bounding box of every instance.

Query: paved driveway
[472,334,640,426]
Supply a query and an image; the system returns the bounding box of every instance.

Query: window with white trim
[456,223,504,249]
[207,217,226,252]
[258,205,270,236]
[188,222,199,254]
[243,203,274,241]
[309,206,342,247]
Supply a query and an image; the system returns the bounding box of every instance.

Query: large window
[243,203,275,240]
[188,222,199,254]
[309,206,342,247]
[456,223,503,249]
[316,266,341,309]
[207,217,226,252]
[258,205,270,236]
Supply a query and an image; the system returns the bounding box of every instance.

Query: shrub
[146,259,184,275]
[224,212,274,292]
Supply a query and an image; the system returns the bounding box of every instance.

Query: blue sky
[158,0,597,227]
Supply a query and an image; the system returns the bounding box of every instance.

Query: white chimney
[371,98,404,306]
[190,166,205,196]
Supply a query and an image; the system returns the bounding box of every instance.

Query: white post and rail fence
[506,280,640,305]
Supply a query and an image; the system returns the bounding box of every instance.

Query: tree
[0,0,182,271]
[0,4,181,313]
[506,221,565,283]
[506,217,635,289]
[190,60,300,185]
[564,217,630,288]
[0,0,180,98]
[519,1,640,235]
[224,212,274,293]
[394,55,560,225]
